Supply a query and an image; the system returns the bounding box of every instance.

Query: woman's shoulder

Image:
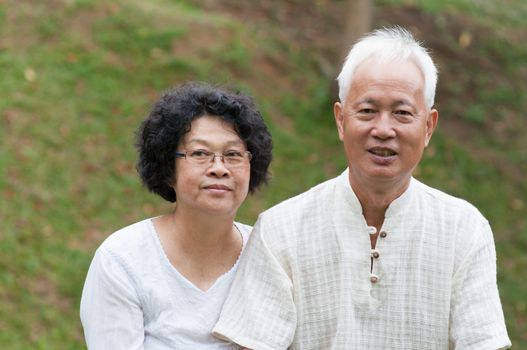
[98,218,156,257]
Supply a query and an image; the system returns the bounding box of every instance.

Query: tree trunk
[343,0,373,62]
[331,0,373,100]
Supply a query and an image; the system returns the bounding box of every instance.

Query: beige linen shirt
[213,169,511,349]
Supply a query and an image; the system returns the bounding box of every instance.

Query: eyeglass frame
[174,149,252,167]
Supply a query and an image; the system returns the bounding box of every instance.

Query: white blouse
[81,218,249,349]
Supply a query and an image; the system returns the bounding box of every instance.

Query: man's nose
[371,112,396,139]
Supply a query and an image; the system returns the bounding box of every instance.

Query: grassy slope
[0,0,525,348]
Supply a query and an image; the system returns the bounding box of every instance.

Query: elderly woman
[80,82,272,349]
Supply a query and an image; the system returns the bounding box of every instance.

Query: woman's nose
[207,155,230,176]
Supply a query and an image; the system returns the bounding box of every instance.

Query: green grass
[1,0,526,348]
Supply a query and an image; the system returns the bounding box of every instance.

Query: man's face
[334,58,438,193]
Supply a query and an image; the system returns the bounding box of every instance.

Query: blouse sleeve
[213,216,297,350]
[80,246,145,350]
[448,221,511,350]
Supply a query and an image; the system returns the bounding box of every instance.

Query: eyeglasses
[175,149,252,167]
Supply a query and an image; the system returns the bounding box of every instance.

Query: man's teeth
[371,149,396,156]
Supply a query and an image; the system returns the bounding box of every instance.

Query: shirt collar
[338,168,363,215]
[338,168,416,217]
[385,178,415,218]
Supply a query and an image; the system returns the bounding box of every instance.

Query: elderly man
[213,27,511,349]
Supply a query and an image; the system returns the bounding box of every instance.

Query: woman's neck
[152,209,243,291]
[170,208,236,248]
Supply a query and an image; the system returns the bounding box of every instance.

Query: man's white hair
[336,26,438,109]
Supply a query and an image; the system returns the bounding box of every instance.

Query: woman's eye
[224,150,243,158]
[190,150,210,157]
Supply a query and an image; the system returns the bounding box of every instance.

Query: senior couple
[80,27,511,349]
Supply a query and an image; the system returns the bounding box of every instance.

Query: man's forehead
[357,97,414,105]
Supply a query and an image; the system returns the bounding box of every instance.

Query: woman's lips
[203,184,231,192]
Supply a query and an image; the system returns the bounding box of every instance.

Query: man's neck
[349,175,411,232]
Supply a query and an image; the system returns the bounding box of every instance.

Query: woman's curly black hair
[136,82,273,202]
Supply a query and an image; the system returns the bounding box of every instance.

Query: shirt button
[371,249,380,259]
[368,226,377,235]
[380,231,387,238]
[370,274,379,283]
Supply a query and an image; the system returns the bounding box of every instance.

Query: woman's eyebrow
[185,138,244,146]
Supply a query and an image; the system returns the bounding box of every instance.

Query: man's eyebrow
[392,99,418,110]
[357,98,413,105]
[393,99,413,106]
[357,98,376,104]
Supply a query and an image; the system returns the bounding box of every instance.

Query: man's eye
[360,108,376,114]
[394,110,414,121]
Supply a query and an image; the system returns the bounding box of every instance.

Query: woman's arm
[80,247,145,350]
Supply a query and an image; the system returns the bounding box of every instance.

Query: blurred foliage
[0,0,525,348]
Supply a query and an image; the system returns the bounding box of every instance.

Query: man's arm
[213,215,297,349]
[449,221,511,350]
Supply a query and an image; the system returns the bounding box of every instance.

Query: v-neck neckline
[148,219,246,294]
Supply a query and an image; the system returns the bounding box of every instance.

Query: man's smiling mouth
[368,147,397,157]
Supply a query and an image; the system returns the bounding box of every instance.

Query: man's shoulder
[262,175,340,218]
[413,179,486,221]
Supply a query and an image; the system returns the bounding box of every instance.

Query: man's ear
[425,108,438,147]
[334,102,345,141]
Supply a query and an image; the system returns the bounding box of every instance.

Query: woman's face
[172,115,251,218]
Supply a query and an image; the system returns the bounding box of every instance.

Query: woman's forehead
[181,116,243,146]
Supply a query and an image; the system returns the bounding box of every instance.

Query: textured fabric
[80,218,249,350]
[213,169,511,350]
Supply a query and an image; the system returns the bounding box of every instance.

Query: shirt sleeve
[449,221,511,350]
[80,246,145,350]
[213,216,297,350]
